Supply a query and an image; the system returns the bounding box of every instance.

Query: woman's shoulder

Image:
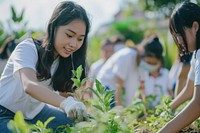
[16,38,37,50]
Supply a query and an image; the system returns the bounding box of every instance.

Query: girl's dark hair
[169,1,200,58]
[143,37,163,62]
[35,1,90,92]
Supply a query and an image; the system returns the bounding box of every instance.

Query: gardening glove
[60,96,87,122]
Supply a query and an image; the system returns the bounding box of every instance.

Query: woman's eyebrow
[66,29,85,37]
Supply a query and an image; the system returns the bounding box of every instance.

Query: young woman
[158,1,200,132]
[141,37,173,107]
[0,1,90,132]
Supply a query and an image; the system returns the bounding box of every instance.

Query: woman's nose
[70,39,77,47]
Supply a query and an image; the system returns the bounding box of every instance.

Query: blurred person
[95,36,163,107]
[88,39,115,83]
[0,36,16,74]
[86,39,115,98]
[158,1,200,132]
[0,1,90,132]
[110,34,127,52]
[140,37,173,107]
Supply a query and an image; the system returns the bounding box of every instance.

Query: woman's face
[140,56,161,72]
[54,19,86,58]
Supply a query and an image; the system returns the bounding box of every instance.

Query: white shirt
[144,68,170,106]
[0,38,58,119]
[188,50,200,85]
[96,47,141,106]
[88,59,104,81]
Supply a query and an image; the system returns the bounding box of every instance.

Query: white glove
[60,96,87,122]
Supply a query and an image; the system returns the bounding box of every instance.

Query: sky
[0,0,122,35]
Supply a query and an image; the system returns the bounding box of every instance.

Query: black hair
[35,1,90,92]
[143,37,163,62]
[101,39,113,49]
[169,1,200,61]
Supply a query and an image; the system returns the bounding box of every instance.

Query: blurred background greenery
[1,0,199,70]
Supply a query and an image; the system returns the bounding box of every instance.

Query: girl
[141,37,173,107]
[158,1,200,132]
[0,1,90,132]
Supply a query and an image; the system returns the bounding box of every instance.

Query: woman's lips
[64,47,73,54]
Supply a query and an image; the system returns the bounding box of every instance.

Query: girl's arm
[158,85,200,133]
[19,68,66,107]
[170,79,194,110]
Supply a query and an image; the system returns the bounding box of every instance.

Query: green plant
[33,117,55,133]
[70,65,89,101]
[90,79,115,113]
[8,112,33,133]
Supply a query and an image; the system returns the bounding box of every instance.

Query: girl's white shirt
[144,68,171,106]
[189,49,200,85]
[0,38,59,119]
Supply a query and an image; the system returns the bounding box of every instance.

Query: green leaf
[90,88,102,103]
[92,105,104,112]
[72,70,77,77]
[95,79,105,94]
[11,5,17,22]
[36,120,44,128]
[44,117,55,128]
[81,77,88,86]
[71,78,81,88]
[76,65,83,79]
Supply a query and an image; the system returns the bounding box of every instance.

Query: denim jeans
[0,105,73,133]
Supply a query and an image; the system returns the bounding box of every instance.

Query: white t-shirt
[0,59,7,74]
[96,47,141,106]
[0,38,58,119]
[188,50,200,85]
[144,68,171,106]
[88,59,104,81]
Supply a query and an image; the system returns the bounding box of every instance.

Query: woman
[0,1,90,132]
[141,37,173,107]
[158,1,200,132]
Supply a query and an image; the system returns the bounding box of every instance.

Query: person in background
[0,1,90,132]
[0,36,16,74]
[110,34,127,52]
[88,39,115,84]
[158,1,200,132]
[140,37,173,107]
[86,39,115,98]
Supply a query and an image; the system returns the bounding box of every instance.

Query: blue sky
[0,0,121,34]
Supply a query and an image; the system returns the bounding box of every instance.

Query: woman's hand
[60,96,88,122]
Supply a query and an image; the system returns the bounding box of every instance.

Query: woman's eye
[66,34,72,38]
[78,38,83,42]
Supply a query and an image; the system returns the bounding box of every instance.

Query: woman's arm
[170,79,194,110]
[158,85,200,133]
[174,63,191,97]
[19,68,66,107]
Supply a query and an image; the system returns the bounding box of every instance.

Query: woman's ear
[192,21,199,33]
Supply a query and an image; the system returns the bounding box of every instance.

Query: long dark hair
[169,1,200,60]
[35,1,90,92]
